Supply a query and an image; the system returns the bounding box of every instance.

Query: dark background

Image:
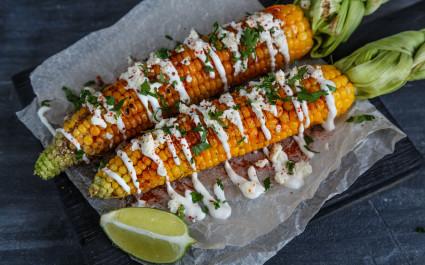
[1,0,425,264]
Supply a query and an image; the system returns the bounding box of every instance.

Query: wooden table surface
[1,1,425,264]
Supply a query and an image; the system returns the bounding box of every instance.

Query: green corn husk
[295,0,389,58]
[335,29,425,99]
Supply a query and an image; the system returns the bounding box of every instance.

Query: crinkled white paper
[16,0,405,264]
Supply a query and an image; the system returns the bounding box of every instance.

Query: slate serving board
[11,0,425,263]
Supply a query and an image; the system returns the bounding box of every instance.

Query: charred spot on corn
[41,100,51,107]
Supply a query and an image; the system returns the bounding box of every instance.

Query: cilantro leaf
[297,89,328,103]
[263,177,271,191]
[304,135,314,146]
[75,150,85,160]
[105,96,115,106]
[176,205,185,219]
[240,27,260,60]
[327,84,336,92]
[84,80,96,87]
[346,114,375,123]
[216,178,224,190]
[286,161,295,175]
[155,48,170,59]
[139,80,157,97]
[190,191,203,203]
[62,86,82,109]
[192,142,211,156]
[41,100,51,107]
[304,144,320,154]
[213,200,221,209]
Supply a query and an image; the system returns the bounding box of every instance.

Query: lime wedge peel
[100,207,196,264]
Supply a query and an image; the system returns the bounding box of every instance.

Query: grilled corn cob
[35,4,314,179]
[89,64,355,198]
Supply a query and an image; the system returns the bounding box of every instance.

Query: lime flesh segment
[100,207,195,264]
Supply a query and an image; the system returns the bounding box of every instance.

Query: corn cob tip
[34,134,78,180]
[89,175,115,199]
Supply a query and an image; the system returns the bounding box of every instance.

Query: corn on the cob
[89,64,355,198]
[35,4,314,179]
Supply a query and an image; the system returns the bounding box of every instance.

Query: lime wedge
[100,207,195,264]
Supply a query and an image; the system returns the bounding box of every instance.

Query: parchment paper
[16,0,406,264]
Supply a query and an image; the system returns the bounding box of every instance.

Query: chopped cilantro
[213,200,221,209]
[204,65,215,73]
[176,205,185,219]
[98,160,106,169]
[84,80,96,87]
[304,144,320,154]
[216,178,224,190]
[201,206,209,214]
[105,96,115,106]
[158,72,168,84]
[190,191,203,203]
[232,104,241,110]
[237,137,246,145]
[304,135,314,146]
[177,127,187,136]
[208,22,223,50]
[286,161,295,175]
[155,48,170,59]
[139,80,157,97]
[346,114,375,123]
[297,89,328,103]
[75,150,85,160]
[240,27,260,60]
[192,142,211,156]
[41,100,51,107]
[162,126,173,135]
[327,84,336,92]
[165,34,173,41]
[287,66,308,87]
[62,86,82,109]
[263,177,271,191]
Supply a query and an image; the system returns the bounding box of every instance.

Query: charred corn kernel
[89,65,355,198]
[35,4,313,180]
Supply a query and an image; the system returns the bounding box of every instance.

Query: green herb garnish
[263,177,271,191]
[286,161,295,175]
[240,27,260,60]
[287,66,308,87]
[155,48,170,59]
[192,142,211,156]
[165,35,173,41]
[297,89,328,103]
[176,205,185,219]
[304,135,314,146]
[213,200,221,209]
[75,150,85,160]
[140,80,157,97]
[346,114,375,123]
[304,144,320,154]
[62,86,82,109]
[41,100,51,107]
[237,137,246,145]
[84,80,96,87]
[216,178,224,190]
[232,104,241,110]
[190,191,203,203]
